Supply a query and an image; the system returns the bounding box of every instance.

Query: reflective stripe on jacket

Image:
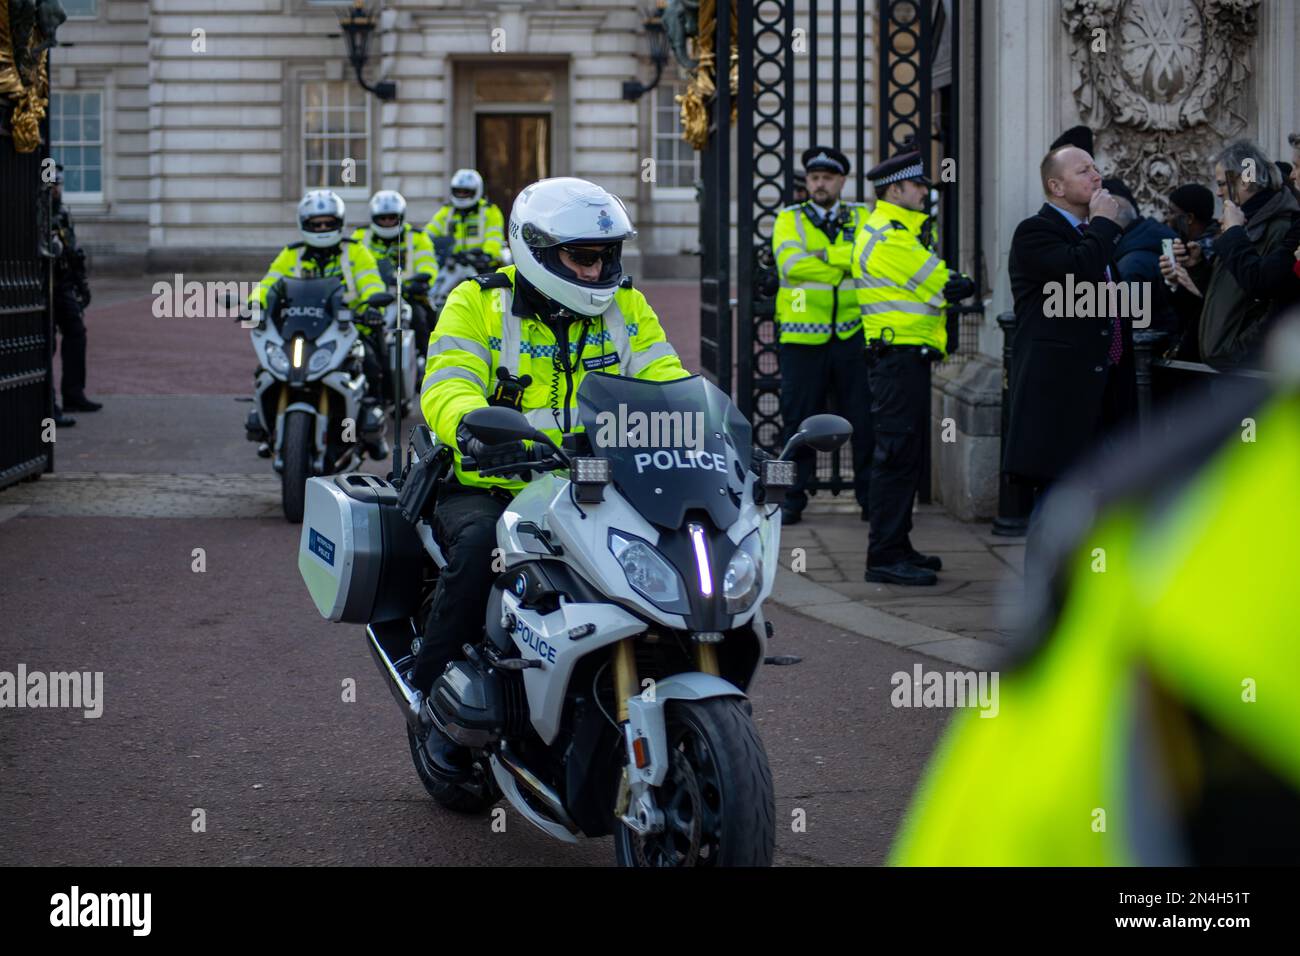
[851,199,950,355]
[425,199,506,261]
[350,223,438,284]
[420,266,691,492]
[773,202,868,344]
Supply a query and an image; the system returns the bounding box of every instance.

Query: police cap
[802,146,850,177]
[867,149,930,189]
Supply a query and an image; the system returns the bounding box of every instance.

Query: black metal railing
[0,119,54,491]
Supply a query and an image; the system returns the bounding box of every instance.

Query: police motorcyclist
[425,168,506,272]
[412,177,690,777]
[50,163,102,424]
[249,190,390,457]
[351,190,438,357]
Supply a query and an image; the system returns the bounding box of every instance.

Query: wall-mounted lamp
[338,0,396,101]
[621,6,669,102]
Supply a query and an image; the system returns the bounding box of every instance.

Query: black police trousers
[359,329,390,406]
[411,486,508,694]
[54,284,88,403]
[778,332,873,513]
[865,345,931,566]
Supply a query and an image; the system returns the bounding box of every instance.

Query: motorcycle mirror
[369,292,396,309]
[779,413,853,459]
[461,406,533,446]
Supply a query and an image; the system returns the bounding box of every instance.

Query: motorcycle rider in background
[425,168,506,267]
[413,176,690,776]
[250,190,390,458]
[352,190,438,357]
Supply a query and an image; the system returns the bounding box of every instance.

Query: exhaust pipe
[366,623,422,728]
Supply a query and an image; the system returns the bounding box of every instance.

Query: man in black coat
[1004,145,1138,530]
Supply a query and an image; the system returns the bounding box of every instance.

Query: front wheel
[614,697,775,867]
[281,409,313,523]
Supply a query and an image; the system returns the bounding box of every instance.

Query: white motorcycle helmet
[298,190,345,249]
[368,190,406,240]
[508,177,636,318]
[449,168,484,209]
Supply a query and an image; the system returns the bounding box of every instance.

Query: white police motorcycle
[244,276,394,522]
[297,371,850,866]
[375,259,422,418]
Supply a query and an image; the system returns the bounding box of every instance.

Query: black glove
[77,283,92,307]
[942,273,976,304]
[457,421,530,473]
[356,308,384,330]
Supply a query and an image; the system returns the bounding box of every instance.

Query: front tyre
[281,409,313,523]
[614,697,775,867]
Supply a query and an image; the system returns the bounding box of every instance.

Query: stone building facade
[48,0,1300,519]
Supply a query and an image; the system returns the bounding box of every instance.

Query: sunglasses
[559,245,617,267]
[451,189,476,197]
[305,218,340,232]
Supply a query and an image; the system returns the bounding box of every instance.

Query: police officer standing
[51,164,102,425]
[771,146,873,523]
[854,149,975,585]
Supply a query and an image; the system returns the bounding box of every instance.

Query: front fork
[612,637,720,833]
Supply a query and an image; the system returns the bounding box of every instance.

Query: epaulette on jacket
[287,241,305,249]
[472,272,511,289]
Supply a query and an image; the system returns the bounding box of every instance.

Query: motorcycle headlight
[264,342,290,375]
[723,530,764,614]
[609,530,690,615]
[307,341,336,374]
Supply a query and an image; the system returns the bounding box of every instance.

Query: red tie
[1077,222,1123,365]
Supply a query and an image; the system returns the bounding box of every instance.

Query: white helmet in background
[368,190,407,239]
[508,177,636,318]
[449,168,484,209]
[297,190,346,248]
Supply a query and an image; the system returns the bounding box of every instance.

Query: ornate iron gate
[698,0,955,498]
[0,67,54,489]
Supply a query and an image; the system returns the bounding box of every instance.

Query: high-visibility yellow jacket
[851,200,950,356]
[772,202,869,345]
[890,388,1300,865]
[425,199,506,261]
[350,223,438,284]
[421,266,691,492]
[249,239,385,317]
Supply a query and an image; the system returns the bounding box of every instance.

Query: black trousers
[359,329,390,405]
[866,345,931,566]
[778,332,873,512]
[410,302,432,360]
[411,486,508,694]
[53,284,87,403]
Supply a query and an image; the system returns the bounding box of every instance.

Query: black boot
[865,561,938,586]
[64,395,103,412]
[418,697,471,782]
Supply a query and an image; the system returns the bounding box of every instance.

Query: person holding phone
[1161,139,1300,368]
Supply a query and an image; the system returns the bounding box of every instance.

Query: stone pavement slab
[769,499,1024,668]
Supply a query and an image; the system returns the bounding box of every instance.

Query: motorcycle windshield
[576,373,752,530]
[275,277,343,340]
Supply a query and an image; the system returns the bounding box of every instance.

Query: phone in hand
[1161,238,1177,288]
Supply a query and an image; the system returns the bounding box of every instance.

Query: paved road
[1,287,952,866]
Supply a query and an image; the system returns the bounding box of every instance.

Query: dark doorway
[475,113,551,218]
